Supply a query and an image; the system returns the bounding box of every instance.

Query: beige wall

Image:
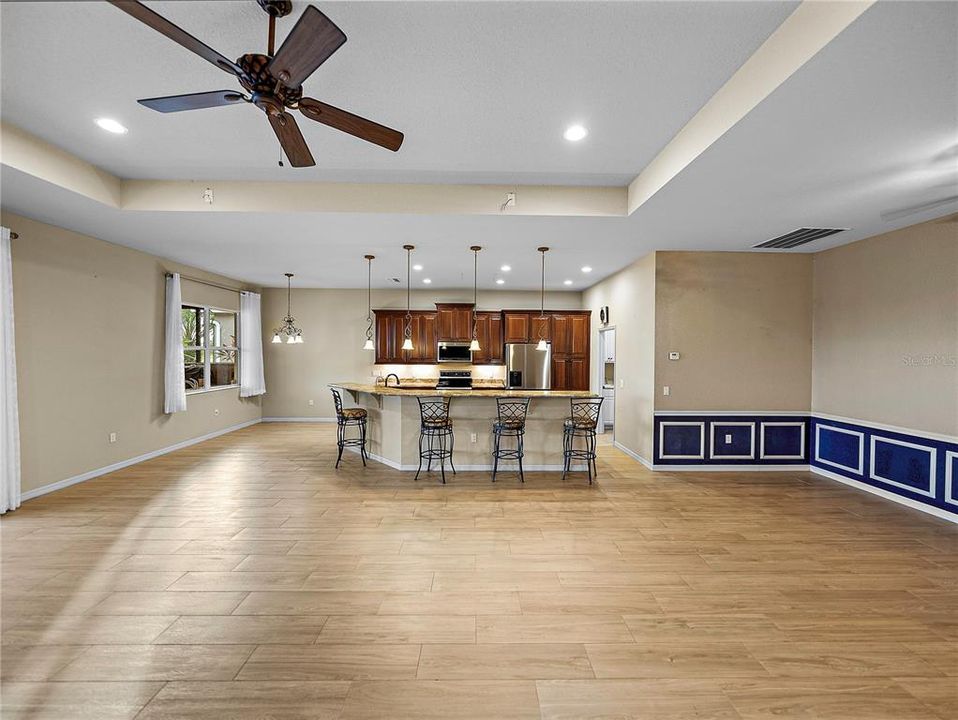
[812,216,958,436]
[584,253,656,461]
[654,251,813,412]
[5,213,262,493]
[261,288,583,419]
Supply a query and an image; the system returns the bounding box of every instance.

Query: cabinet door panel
[503,312,531,343]
[568,358,589,391]
[531,315,552,344]
[568,314,590,356]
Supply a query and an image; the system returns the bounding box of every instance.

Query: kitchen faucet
[384,373,401,387]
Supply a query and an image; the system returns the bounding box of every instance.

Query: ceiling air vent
[753,227,846,249]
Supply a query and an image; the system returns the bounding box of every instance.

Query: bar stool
[330,388,368,469]
[415,396,456,484]
[562,397,604,484]
[492,397,530,483]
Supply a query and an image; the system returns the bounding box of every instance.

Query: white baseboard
[810,466,957,524]
[342,447,585,473]
[21,418,262,502]
[262,417,336,423]
[613,441,654,470]
[655,464,810,472]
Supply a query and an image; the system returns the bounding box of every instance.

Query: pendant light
[469,245,482,352]
[401,245,415,352]
[363,254,375,350]
[272,272,303,344]
[536,246,549,351]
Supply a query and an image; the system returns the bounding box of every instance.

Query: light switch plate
[668,351,680,360]
[663,386,670,396]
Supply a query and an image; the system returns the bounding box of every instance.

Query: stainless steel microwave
[437,342,472,363]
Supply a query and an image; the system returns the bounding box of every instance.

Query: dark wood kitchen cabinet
[551,311,591,391]
[503,312,532,343]
[471,311,504,364]
[374,310,437,364]
[436,303,473,342]
[504,311,553,344]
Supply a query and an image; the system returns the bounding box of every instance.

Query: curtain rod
[165,272,247,294]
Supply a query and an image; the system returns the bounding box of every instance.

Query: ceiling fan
[108,0,404,167]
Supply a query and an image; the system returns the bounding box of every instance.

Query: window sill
[186,384,240,396]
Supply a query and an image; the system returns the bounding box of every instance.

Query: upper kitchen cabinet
[472,311,504,364]
[552,312,590,356]
[436,303,473,342]
[503,312,532,343]
[374,311,407,364]
[407,312,438,363]
[503,311,551,343]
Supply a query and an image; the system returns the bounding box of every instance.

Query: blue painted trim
[809,417,957,517]
[655,415,810,466]
[653,413,957,519]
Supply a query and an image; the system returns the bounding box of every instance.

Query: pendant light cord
[365,255,374,341]
[403,245,414,341]
[471,246,481,340]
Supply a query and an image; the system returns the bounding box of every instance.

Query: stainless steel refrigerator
[505,342,552,390]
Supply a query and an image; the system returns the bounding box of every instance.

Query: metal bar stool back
[562,396,604,484]
[492,397,531,482]
[330,388,368,469]
[415,396,456,483]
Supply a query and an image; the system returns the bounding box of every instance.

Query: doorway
[597,326,615,441]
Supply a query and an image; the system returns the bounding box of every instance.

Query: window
[182,305,238,392]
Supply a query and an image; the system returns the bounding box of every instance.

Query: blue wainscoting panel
[946,451,958,509]
[870,436,936,498]
[710,423,754,459]
[815,425,864,474]
[659,422,705,459]
[760,422,805,459]
[654,415,808,466]
[810,417,958,517]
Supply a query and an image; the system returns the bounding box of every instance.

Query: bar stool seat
[330,388,368,469]
[492,398,530,483]
[562,397,603,485]
[415,397,456,484]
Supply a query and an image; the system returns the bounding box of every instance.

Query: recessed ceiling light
[422,278,432,284]
[581,266,593,273]
[412,264,423,271]
[495,278,505,285]
[563,124,588,142]
[500,265,511,272]
[563,279,573,286]
[95,117,128,134]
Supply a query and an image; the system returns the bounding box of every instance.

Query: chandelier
[271,272,303,344]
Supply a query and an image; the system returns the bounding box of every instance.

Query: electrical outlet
[214,408,220,416]
[308,399,314,407]
[663,386,670,396]
[669,351,680,361]
[109,432,117,444]
[725,434,732,444]
[470,433,478,443]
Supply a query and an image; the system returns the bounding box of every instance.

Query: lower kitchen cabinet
[552,356,589,391]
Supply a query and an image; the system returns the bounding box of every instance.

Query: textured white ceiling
[0,0,796,183]
[2,1,956,289]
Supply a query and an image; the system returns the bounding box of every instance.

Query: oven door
[437,343,473,363]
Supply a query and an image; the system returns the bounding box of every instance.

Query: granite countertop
[330,383,594,399]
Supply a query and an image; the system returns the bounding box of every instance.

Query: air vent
[753,227,846,249]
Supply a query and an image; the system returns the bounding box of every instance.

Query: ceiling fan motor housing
[256,0,293,18]
[238,53,303,108]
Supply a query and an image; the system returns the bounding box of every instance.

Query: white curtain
[1,228,21,513]
[164,273,187,413]
[239,291,266,397]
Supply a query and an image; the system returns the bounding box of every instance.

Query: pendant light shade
[536,246,549,351]
[363,254,375,350]
[402,245,415,352]
[469,245,482,352]
[272,273,303,345]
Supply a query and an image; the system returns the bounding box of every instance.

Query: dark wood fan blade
[267,6,346,87]
[108,1,242,76]
[299,98,403,151]
[138,90,246,113]
[268,112,315,167]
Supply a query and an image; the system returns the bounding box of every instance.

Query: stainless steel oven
[437,342,472,363]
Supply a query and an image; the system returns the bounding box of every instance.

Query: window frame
[182,303,240,395]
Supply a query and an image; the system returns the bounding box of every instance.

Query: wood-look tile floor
[2,422,955,719]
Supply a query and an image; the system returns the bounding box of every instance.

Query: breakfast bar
[331,383,593,472]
